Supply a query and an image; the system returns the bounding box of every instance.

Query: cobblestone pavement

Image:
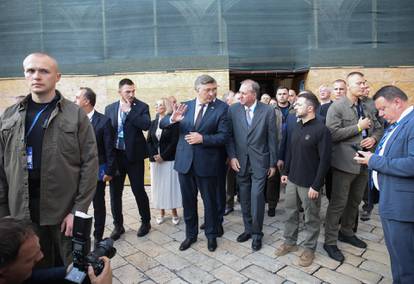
[87,186,391,284]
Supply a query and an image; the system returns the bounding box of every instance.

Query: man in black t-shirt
[276,91,331,267]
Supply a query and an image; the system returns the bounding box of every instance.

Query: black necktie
[194,104,205,129]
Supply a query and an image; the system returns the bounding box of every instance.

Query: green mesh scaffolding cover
[0,0,413,76]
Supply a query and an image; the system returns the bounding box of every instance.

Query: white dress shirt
[244,100,257,121]
[194,98,208,124]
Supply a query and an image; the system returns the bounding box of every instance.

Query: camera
[65,211,116,284]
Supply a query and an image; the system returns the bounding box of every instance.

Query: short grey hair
[241,79,260,96]
[194,74,217,91]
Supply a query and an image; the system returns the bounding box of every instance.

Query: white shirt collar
[244,100,257,112]
[396,106,413,124]
[87,109,95,121]
[196,98,207,106]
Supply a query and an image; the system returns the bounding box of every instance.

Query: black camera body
[65,211,116,284]
[86,238,116,275]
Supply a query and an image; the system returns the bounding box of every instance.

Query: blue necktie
[246,108,252,127]
[375,122,398,154]
[117,111,127,150]
[369,122,398,191]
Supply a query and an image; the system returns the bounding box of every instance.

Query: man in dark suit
[355,86,414,284]
[105,78,151,240]
[75,87,116,244]
[160,74,229,252]
[227,79,278,251]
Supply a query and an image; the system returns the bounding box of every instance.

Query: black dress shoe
[236,232,252,243]
[208,238,217,252]
[179,238,197,251]
[224,207,234,216]
[218,224,224,237]
[200,223,205,230]
[137,222,151,237]
[110,226,125,241]
[323,244,345,262]
[268,208,276,217]
[252,239,262,251]
[338,232,367,248]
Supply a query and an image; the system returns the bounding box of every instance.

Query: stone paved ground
[87,186,391,284]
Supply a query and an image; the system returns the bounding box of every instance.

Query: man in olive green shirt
[0,53,98,267]
[324,71,383,262]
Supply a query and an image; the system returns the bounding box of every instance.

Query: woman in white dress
[147,98,182,225]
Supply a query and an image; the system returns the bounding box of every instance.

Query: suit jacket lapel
[384,109,414,155]
[237,104,249,132]
[186,99,196,130]
[112,102,119,131]
[91,112,99,131]
[198,101,216,130]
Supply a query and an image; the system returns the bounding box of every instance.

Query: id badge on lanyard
[26,146,33,170]
[25,104,49,170]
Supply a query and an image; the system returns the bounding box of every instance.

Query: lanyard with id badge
[26,104,49,170]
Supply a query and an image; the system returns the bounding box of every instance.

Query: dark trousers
[34,224,72,268]
[225,167,237,208]
[265,168,281,209]
[178,167,218,239]
[325,167,333,200]
[110,150,151,228]
[216,163,227,224]
[381,218,414,284]
[237,162,266,241]
[93,180,107,240]
[325,168,367,245]
[29,179,71,268]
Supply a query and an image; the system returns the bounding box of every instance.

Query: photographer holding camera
[0,217,112,284]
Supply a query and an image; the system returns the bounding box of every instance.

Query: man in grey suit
[324,72,383,262]
[227,79,278,251]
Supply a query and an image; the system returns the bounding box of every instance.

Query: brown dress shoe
[299,249,315,267]
[275,243,298,256]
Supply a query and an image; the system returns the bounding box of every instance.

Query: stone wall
[305,67,414,103]
[2,66,413,113]
[0,70,230,115]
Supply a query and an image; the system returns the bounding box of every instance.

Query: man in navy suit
[75,87,116,244]
[105,79,151,240]
[161,74,229,252]
[355,85,414,284]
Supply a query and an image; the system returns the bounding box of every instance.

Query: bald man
[0,53,98,268]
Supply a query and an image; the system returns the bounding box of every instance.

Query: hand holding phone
[351,144,364,157]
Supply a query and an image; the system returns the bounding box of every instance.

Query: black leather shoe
[208,238,217,252]
[179,238,197,251]
[338,232,367,248]
[218,225,224,237]
[110,226,125,241]
[236,232,252,243]
[252,239,262,251]
[137,223,151,237]
[200,223,205,230]
[323,244,345,262]
[268,208,276,217]
[224,207,234,216]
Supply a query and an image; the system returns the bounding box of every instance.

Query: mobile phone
[351,144,364,157]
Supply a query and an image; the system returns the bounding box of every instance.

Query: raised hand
[171,103,188,123]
